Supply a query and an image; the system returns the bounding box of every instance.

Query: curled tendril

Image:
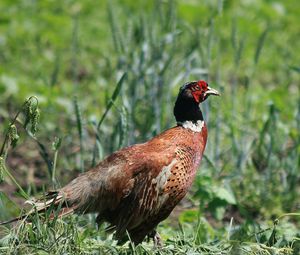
[23,99,32,128]
[31,108,40,135]
[23,96,40,135]
[8,124,20,148]
[0,96,40,157]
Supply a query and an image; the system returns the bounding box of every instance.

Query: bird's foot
[148,230,163,248]
[153,231,163,248]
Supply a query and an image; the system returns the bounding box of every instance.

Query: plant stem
[52,149,58,185]
[0,96,39,199]
[1,163,29,199]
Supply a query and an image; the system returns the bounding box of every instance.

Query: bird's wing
[59,142,175,214]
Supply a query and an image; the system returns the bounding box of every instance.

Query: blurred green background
[0,0,299,254]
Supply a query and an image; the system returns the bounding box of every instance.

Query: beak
[205,86,220,97]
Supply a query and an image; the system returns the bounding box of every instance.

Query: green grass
[0,0,300,254]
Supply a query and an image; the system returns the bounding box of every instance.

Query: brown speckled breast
[160,144,202,217]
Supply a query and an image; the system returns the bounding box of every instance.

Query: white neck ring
[177,120,204,132]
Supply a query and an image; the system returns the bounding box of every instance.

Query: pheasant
[0,80,219,246]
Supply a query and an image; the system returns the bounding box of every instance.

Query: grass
[0,0,300,254]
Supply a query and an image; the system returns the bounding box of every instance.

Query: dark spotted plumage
[0,80,219,246]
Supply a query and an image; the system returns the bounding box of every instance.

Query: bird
[0,80,220,246]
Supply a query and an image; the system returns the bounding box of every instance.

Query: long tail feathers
[0,191,75,225]
[0,215,27,225]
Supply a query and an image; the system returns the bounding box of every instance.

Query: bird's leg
[148,229,163,248]
[153,231,163,248]
[95,214,103,229]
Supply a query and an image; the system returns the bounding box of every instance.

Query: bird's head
[174,80,220,123]
[179,80,220,104]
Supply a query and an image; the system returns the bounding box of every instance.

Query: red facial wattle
[191,80,208,103]
[192,90,202,103]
